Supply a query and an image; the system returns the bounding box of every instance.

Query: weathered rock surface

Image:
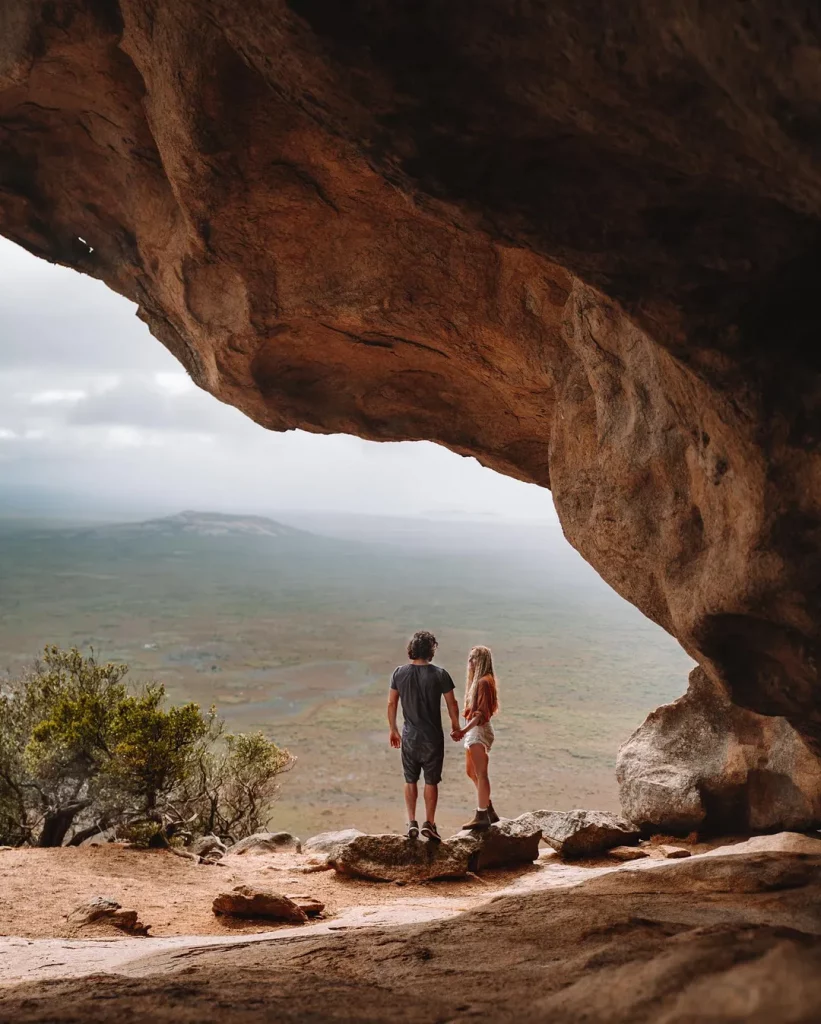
[6,2,821,759]
[212,886,307,923]
[619,667,821,833]
[328,817,541,881]
[20,852,821,1022]
[225,833,302,857]
[65,896,149,936]
[524,809,639,859]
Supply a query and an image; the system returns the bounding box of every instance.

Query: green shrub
[0,646,295,847]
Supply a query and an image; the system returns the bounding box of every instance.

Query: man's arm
[387,689,401,748]
[444,690,462,739]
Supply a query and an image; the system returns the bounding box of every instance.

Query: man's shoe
[488,801,500,824]
[421,821,441,842]
[406,820,420,839]
[462,809,492,830]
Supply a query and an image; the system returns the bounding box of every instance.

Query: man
[387,630,461,841]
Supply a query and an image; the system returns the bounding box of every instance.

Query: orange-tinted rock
[4,4,821,750]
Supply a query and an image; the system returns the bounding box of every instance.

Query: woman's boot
[487,801,500,824]
[462,808,491,830]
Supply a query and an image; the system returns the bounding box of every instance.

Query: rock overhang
[3,1,821,748]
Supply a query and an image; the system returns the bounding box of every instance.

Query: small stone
[608,845,649,861]
[656,844,691,859]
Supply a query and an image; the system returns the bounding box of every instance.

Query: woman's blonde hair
[465,645,499,715]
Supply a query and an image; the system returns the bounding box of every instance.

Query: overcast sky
[0,237,559,524]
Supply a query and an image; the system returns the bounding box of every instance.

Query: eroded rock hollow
[4,1,821,821]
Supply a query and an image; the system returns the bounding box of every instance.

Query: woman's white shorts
[464,722,495,752]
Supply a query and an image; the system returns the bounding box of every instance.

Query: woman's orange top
[465,674,499,725]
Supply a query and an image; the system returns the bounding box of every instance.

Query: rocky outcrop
[6,4,821,766]
[328,817,542,881]
[525,809,640,859]
[225,833,302,857]
[618,667,821,834]
[212,886,307,923]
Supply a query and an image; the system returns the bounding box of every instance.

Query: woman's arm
[464,678,491,730]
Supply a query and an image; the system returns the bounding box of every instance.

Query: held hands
[389,729,402,749]
[450,727,465,742]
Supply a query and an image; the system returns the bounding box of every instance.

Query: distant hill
[101,510,306,539]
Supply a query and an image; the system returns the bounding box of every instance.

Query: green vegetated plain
[0,510,693,838]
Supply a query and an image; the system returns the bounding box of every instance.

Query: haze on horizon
[0,237,559,528]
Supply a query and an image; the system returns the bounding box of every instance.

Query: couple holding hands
[387,630,500,841]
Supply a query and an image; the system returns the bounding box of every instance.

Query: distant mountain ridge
[89,510,306,539]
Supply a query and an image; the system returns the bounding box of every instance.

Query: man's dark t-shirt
[390,663,455,738]
[390,663,455,785]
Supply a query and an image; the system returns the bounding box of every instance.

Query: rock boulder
[303,830,367,861]
[66,896,149,936]
[212,886,307,923]
[189,835,227,859]
[328,833,478,883]
[618,668,821,834]
[225,832,302,857]
[524,810,639,859]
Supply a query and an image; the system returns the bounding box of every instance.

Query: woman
[459,645,500,829]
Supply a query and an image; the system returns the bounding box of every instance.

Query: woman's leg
[467,743,491,808]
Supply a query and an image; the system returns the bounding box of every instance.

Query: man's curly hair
[407,630,438,661]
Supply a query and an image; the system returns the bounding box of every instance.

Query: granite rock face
[5,4,821,754]
[618,668,821,833]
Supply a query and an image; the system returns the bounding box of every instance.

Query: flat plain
[0,510,693,838]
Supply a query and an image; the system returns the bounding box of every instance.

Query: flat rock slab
[655,844,691,859]
[608,845,649,861]
[212,886,307,922]
[328,816,542,882]
[225,832,302,856]
[524,809,640,859]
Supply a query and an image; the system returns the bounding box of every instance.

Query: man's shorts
[401,730,445,785]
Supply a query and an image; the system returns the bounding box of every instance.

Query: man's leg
[423,783,438,824]
[404,782,418,823]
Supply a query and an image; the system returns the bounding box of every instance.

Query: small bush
[0,646,295,847]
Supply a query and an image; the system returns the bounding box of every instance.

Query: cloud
[0,237,559,524]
